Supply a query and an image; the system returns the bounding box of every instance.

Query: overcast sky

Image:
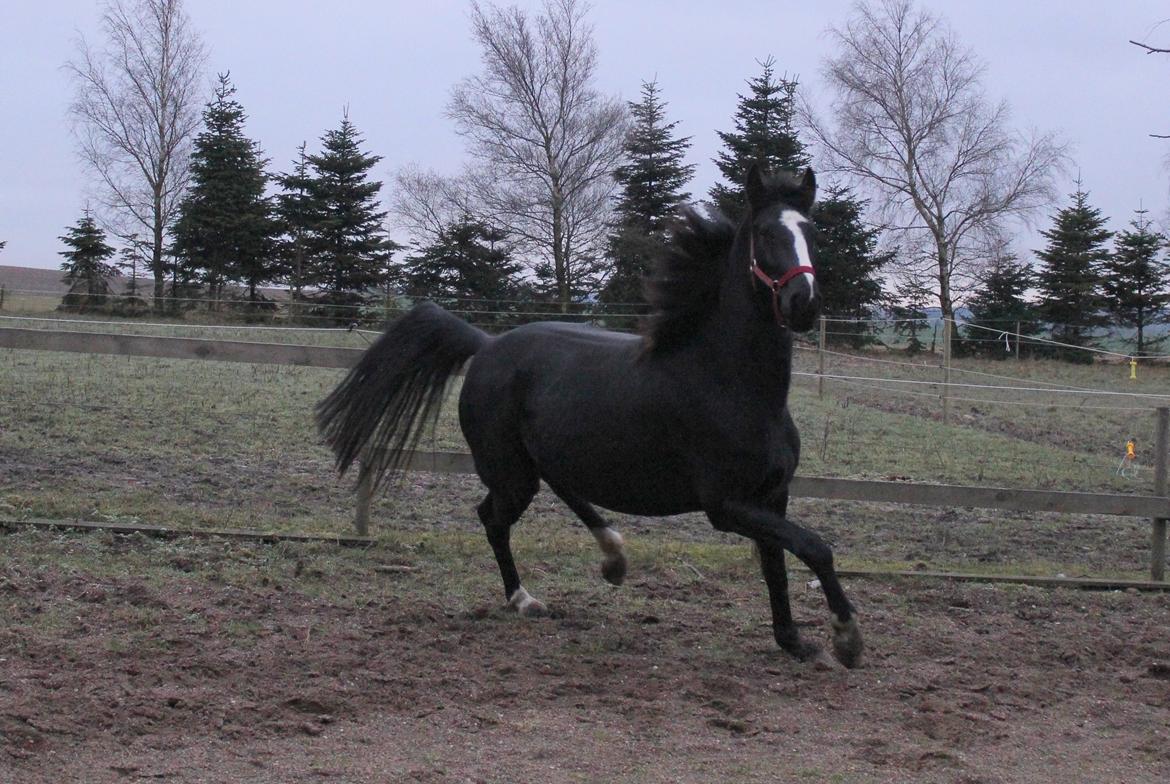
[1,0,1168,272]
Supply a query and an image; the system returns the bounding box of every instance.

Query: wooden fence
[2,324,1168,580]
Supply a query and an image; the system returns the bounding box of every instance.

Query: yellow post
[1130,358,1138,380]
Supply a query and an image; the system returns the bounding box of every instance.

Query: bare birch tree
[67,0,206,306]
[446,0,627,308]
[1131,29,1170,138]
[391,165,476,246]
[804,0,1066,325]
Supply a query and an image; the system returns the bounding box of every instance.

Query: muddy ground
[2,521,1169,784]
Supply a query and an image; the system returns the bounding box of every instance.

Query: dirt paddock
[1,525,1169,784]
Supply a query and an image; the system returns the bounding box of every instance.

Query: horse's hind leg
[548,484,627,586]
[477,485,545,616]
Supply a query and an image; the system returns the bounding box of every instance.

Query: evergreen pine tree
[1103,208,1170,355]
[274,142,318,304]
[961,251,1038,358]
[1034,183,1113,361]
[59,210,118,311]
[172,74,277,307]
[811,185,891,346]
[117,234,149,298]
[400,216,522,326]
[113,237,150,314]
[891,276,932,355]
[710,57,808,221]
[601,80,696,315]
[302,114,399,319]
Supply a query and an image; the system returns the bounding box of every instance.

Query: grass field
[2,308,1169,580]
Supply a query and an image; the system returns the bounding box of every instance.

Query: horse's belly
[536,447,702,517]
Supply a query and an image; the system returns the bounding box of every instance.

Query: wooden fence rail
[386,448,1170,519]
[0,325,363,368]
[3,325,1168,579]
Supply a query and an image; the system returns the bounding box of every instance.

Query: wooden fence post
[942,318,952,425]
[817,316,826,399]
[1152,406,1168,581]
[1015,320,1021,361]
[354,466,372,537]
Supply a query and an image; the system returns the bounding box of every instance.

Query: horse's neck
[699,294,794,397]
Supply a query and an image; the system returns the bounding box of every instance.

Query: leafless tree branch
[1130,39,1170,54]
[442,0,627,306]
[802,0,1067,321]
[66,0,206,305]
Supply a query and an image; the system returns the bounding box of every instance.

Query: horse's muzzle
[782,284,820,333]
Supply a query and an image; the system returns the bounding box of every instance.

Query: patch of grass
[4,312,1168,582]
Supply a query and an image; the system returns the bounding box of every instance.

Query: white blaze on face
[780,209,816,288]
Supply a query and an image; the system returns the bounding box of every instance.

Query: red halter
[749,231,816,325]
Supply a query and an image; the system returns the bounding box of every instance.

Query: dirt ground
[2,526,1169,784]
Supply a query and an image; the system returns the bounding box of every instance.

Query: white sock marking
[508,586,538,613]
[591,527,624,556]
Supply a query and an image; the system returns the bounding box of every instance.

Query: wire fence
[5,284,1168,357]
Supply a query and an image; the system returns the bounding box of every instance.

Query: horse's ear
[745,162,766,210]
[798,167,817,213]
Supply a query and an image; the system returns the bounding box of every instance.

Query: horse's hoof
[777,631,823,663]
[518,599,549,618]
[594,528,626,586]
[601,553,627,586]
[831,616,864,669]
[812,649,843,671]
[507,587,548,618]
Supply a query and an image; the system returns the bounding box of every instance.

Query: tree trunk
[552,197,568,313]
[935,237,956,355]
[152,192,166,312]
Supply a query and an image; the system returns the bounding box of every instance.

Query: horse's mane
[640,206,735,353]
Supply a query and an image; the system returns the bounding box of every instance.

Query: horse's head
[742,163,821,333]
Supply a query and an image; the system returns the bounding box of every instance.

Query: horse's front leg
[756,541,819,660]
[711,500,862,668]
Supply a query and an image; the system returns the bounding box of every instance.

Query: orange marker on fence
[1117,438,1137,477]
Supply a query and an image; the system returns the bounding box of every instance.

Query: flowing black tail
[316,302,489,491]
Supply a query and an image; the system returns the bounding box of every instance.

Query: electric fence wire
[796,370,1170,401]
[796,373,1157,412]
[797,343,1152,395]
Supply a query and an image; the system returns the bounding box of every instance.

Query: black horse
[318,165,862,668]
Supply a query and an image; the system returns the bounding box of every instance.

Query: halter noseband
[748,229,815,326]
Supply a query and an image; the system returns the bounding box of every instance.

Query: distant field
[0,263,154,296]
[0,264,289,318]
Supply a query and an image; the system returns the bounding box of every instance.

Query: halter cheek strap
[749,232,816,325]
